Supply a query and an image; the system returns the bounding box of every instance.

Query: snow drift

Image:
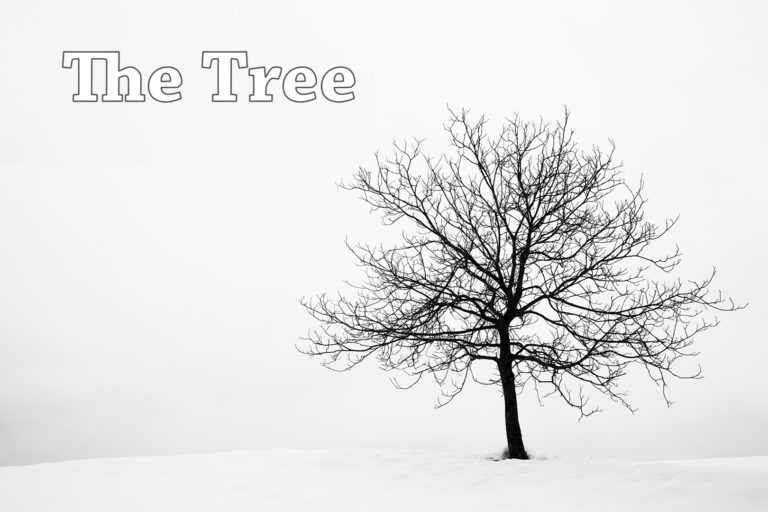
[1,449,766,511]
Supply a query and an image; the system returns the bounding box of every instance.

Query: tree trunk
[498,360,528,459]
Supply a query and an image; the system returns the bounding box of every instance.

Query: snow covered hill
[1,449,766,511]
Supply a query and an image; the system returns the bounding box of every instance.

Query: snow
[1,449,766,511]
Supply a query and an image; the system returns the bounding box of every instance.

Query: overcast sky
[1,0,766,465]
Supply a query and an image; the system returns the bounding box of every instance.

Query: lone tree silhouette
[301,109,737,459]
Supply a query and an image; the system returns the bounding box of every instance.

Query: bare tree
[300,109,739,459]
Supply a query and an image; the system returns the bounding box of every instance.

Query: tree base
[501,447,529,460]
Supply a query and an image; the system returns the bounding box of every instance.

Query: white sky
[1,0,766,465]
